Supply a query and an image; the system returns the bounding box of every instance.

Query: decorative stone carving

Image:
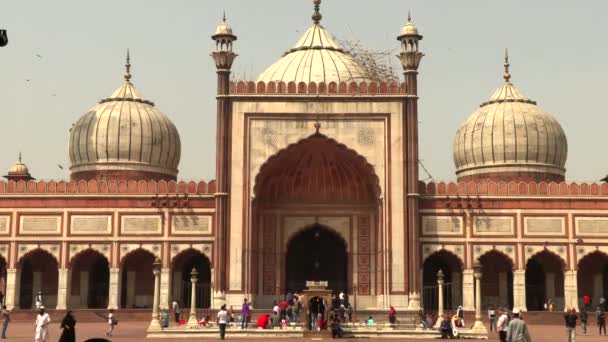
[422,216,463,235]
[171,215,212,235]
[524,217,565,235]
[170,243,213,262]
[17,243,60,264]
[422,244,465,267]
[576,217,608,235]
[19,216,61,235]
[119,243,161,262]
[0,216,9,234]
[68,243,111,263]
[71,215,111,235]
[524,245,567,265]
[121,215,162,235]
[575,245,608,264]
[472,245,516,265]
[473,216,513,235]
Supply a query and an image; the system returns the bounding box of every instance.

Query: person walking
[506,309,531,342]
[583,294,591,311]
[580,310,588,336]
[488,305,497,332]
[564,308,577,342]
[1,305,10,339]
[496,308,509,342]
[106,309,116,337]
[241,298,251,329]
[58,310,76,342]
[597,307,606,336]
[34,306,51,342]
[35,291,43,309]
[217,304,229,340]
[172,300,180,323]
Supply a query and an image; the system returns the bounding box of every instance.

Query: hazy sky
[1,0,607,182]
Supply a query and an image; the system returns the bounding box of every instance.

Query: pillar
[545,272,556,303]
[148,258,162,331]
[498,272,508,307]
[462,270,475,310]
[56,268,70,310]
[5,269,17,310]
[513,270,527,311]
[434,270,445,328]
[452,271,462,309]
[187,268,199,328]
[32,271,41,309]
[126,271,136,308]
[80,271,89,308]
[108,268,120,310]
[594,273,603,306]
[471,263,487,334]
[564,270,579,312]
[160,267,171,310]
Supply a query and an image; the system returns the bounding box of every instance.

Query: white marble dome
[453,75,567,182]
[69,59,181,180]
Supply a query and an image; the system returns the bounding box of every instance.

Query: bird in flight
[35,54,43,59]
[57,164,64,170]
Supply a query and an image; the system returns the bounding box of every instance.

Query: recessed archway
[525,250,565,311]
[120,249,155,309]
[70,249,109,308]
[577,251,608,309]
[18,249,58,309]
[285,225,348,293]
[171,249,212,309]
[422,250,463,311]
[479,250,514,309]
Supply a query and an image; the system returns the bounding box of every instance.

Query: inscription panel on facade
[121,215,162,235]
[0,216,9,234]
[524,217,565,236]
[19,216,61,235]
[71,215,111,235]
[576,217,608,236]
[422,216,463,235]
[473,216,513,235]
[171,215,212,235]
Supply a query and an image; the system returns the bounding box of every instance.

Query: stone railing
[0,180,215,195]
[420,181,608,197]
[229,81,406,95]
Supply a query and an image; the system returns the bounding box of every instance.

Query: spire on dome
[124,49,132,82]
[18,151,22,163]
[222,10,226,22]
[312,0,322,24]
[408,11,411,23]
[503,48,511,83]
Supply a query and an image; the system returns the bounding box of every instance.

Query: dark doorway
[174,250,212,309]
[525,251,564,311]
[422,250,462,311]
[89,257,109,308]
[286,225,348,293]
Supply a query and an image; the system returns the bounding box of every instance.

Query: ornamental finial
[18,152,22,163]
[408,11,412,23]
[503,48,511,83]
[314,118,321,134]
[222,11,226,22]
[312,0,322,24]
[124,49,132,82]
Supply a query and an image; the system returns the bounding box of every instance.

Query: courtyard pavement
[1,320,605,341]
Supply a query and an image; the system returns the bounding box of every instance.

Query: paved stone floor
[2,320,606,341]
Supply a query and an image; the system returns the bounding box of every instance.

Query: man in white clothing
[34,306,50,342]
[496,308,509,342]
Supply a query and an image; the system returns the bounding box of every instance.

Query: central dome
[256,2,372,84]
[69,54,181,181]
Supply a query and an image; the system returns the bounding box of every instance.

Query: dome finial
[124,49,132,82]
[503,48,511,83]
[18,151,22,163]
[222,10,226,22]
[312,0,322,24]
[408,11,412,23]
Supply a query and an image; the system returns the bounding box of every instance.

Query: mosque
[0,0,605,316]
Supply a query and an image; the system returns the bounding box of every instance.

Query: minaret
[211,13,237,304]
[397,12,424,310]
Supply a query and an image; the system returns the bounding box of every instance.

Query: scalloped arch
[422,248,465,270]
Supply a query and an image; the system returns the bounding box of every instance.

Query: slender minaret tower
[397,12,424,310]
[211,13,237,304]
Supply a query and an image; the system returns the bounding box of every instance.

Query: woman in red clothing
[257,314,271,329]
[389,306,396,324]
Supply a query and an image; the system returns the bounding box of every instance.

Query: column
[498,272,508,307]
[5,269,17,310]
[32,271,41,309]
[545,272,556,303]
[564,270,579,312]
[434,270,445,328]
[80,271,89,308]
[471,263,487,333]
[462,270,475,311]
[513,270,527,311]
[452,271,462,309]
[187,268,199,328]
[108,268,120,310]
[148,258,162,331]
[56,268,70,310]
[160,267,171,310]
[126,271,136,308]
[594,273,603,306]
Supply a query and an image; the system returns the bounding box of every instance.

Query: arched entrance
[18,249,58,309]
[120,249,155,309]
[0,257,6,302]
[251,133,381,305]
[422,250,463,311]
[578,252,608,308]
[286,225,348,293]
[525,250,565,311]
[171,249,212,309]
[70,249,109,308]
[479,251,514,309]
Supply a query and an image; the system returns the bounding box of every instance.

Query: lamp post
[434,269,445,328]
[471,261,488,333]
[148,258,162,331]
[187,268,199,328]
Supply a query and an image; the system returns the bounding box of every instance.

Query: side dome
[69,54,181,181]
[256,0,372,84]
[3,153,34,181]
[453,52,567,183]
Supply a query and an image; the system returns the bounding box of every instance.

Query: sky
[1,0,607,182]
